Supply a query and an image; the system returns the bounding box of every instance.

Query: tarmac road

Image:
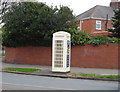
[2,72,118,90]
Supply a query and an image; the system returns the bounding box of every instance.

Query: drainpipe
[80,20,82,30]
[105,14,108,31]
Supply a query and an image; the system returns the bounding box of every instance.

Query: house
[76,0,120,36]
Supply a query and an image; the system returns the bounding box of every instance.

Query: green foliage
[2,2,75,47]
[88,36,110,46]
[109,8,120,38]
[88,35,120,46]
[56,6,76,30]
[65,29,91,46]
[109,38,120,43]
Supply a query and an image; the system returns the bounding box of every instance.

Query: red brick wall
[71,44,118,69]
[5,44,119,69]
[5,47,52,65]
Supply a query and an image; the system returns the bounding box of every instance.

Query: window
[54,40,63,67]
[96,21,101,30]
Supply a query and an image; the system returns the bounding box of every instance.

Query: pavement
[0,56,119,81]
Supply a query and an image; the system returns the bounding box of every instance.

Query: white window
[96,21,101,30]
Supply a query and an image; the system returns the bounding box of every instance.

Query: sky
[37,0,112,16]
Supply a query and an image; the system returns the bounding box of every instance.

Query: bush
[65,29,91,46]
[88,36,110,46]
[109,38,120,43]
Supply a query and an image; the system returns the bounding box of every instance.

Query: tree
[110,8,120,38]
[56,6,76,30]
[2,2,76,47]
[0,0,18,24]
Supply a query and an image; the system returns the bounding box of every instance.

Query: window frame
[96,20,102,30]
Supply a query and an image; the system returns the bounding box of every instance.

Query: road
[2,72,118,90]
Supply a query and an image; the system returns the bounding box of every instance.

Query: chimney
[110,0,120,10]
[111,0,118,2]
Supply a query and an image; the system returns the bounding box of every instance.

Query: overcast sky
[38,0,113,16]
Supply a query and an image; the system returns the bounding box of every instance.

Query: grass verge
[67,73,119,79]
[0,53,5,56]
[3,67,41,73]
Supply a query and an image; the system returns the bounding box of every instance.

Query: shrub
[88,36,110,46]
[65,29,91,46]
[109,38,120,43]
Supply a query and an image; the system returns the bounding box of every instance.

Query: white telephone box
[52,31,71,72]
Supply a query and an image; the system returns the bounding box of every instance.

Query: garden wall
[4,44,119,69]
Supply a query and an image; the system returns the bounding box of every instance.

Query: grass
[67,73,119,79]
[0,53,5,56]
[3,67,41,73]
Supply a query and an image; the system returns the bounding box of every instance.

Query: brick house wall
[81,19,93,34]
[77,19,112,36]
